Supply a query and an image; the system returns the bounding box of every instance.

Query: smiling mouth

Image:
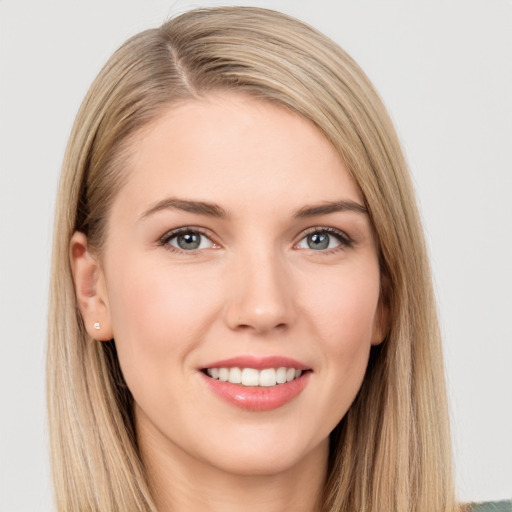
[203,367,306,387]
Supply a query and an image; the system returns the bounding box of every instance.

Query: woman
[47,6,504,512]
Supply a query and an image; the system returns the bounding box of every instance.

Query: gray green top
[469,502,512,512]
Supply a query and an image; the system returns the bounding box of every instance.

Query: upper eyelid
[296,226,352,242]
[159,226,214,242]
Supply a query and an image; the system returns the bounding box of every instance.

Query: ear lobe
[371,299,389,346]
[69,231,113,341]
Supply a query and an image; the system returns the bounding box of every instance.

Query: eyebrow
[139,197,367,221]
[140,198,227,220]
[293,200,367,218]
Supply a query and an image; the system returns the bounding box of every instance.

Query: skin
[71,93,386,512]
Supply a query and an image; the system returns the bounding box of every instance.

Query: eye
[161,228,216,251]
[296,228,351,251]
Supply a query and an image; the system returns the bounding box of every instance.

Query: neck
[139,424,328,512]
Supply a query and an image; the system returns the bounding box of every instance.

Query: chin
[207,453,307,478]
[198,430,329,478]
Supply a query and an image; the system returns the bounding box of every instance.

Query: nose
[224,247,296,334]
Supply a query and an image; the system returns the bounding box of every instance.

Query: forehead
[116,93,363,217]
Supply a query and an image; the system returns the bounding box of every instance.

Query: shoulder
[467,501,512,512]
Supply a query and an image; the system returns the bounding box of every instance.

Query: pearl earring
[94,322,101,330]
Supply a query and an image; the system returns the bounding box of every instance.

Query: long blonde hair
[48,7,458,511]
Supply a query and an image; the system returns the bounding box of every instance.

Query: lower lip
[200,371,310,412]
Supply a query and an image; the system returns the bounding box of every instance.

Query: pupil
[308,233,329,250]
[178,233,200,250]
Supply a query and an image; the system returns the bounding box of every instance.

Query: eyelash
[295,227,354,253]
[158,227,218,253]
[158,226,353,253]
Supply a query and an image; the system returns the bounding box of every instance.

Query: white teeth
[205,366,305,387]
[218,367,229,382]
[241,368,259,386]
[259,368,276,387]
[229,367,242,384]
[276,367,287,384]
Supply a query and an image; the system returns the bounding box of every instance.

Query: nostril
[232,321,288,334]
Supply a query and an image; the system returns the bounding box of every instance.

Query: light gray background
[1,1,511,510]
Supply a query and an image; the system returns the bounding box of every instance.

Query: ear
[69,231,113,341]
[371,299,389,346]
[371,274,391,346]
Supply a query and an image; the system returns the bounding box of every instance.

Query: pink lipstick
[200,356,311,411]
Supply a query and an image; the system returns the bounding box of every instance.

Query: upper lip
[202,355,310,371]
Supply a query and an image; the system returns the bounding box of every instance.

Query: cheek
[108,255,218,336]
[300,264,380,420]
[303,263,381,349]
[104,256,221,386]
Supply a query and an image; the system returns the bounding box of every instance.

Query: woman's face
[78,93,385,477]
